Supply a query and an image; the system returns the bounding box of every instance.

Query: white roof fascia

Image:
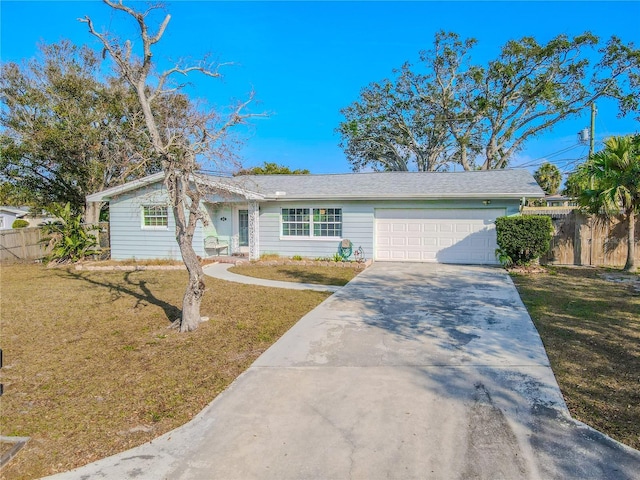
[86,172,265,203]
[86,172,166,202]
[262,192,542,201]
[0,207,29,216]
[196,177,265,201]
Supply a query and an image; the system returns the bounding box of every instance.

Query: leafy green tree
[338,31,638,172]
[577,135,640,271]
[595,36,640,122]
[0,41,162,221]
[563,167,589,199]
[338,73,452,172]
[534,162,562,195]
[235,162,310,175]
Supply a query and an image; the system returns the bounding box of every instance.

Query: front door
[238,209,249,247]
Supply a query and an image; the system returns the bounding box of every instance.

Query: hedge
[495,215,552,266]
[12,219,29,228]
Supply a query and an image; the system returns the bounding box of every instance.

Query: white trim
[87,172,265,203]
[141,204,169,230]
[279,207,343,240]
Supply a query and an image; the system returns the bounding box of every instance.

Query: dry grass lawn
[511,267,640,450]
[0,263,330,479]
[3,261,638,478]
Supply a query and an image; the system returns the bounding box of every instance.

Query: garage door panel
[391,237,406,247]
[375,208,502,264]
[377,223,391,233]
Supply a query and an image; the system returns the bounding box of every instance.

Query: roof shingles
[219,169,543,200]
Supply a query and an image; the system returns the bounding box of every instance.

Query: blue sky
[1,1,639,177]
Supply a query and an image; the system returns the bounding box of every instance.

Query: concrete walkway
[46,263,640,479]
[202,262,341,292]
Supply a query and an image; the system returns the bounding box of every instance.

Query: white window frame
[280,207,342,240]
[141,205,169,229]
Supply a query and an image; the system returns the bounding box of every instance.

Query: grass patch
[228,264,358,286]
[511,267,640,450]
[0,264,329,479]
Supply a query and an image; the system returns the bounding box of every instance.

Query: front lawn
[511,267,640,450]
[0,263,331,479]
[228,264,358,286]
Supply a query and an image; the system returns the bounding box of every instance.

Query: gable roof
[85,172,265,202]
[87,169,543,203]
[0,206,29,216]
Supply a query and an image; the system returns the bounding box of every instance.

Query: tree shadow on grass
[56,268,181,323]
[275,267,352,286]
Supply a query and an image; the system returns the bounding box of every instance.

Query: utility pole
[589,102,597,158]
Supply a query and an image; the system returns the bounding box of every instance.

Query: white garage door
[375,209,504,264]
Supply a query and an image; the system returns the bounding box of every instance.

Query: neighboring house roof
[522,206,578,218]
[0,206,29,217]
[87,169,544,203]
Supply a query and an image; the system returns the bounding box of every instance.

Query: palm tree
[579,135,640,271]
[534,162,562,195]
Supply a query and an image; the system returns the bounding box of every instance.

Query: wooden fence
[0,227,48,262]
[524,209,640,267]
[0,223,110,263]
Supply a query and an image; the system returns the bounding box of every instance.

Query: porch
[202,201,260,260]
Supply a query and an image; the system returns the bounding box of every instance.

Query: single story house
[86,169,544,265]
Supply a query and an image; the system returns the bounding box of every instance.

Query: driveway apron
[46,263,640,480]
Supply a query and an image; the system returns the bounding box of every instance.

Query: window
[142,205,168,228]
[281,208,342,238]
[238,209,249,246]
[313,208,342,237]
[282,208,310,236]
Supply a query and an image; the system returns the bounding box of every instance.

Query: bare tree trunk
[167,172,206,331]
[624,209,636,272]
[84,201,102,224]
[83,1,255,331]
[177,232,206,332]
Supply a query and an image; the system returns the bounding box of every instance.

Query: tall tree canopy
[338,31,639,172]
[83,0,257,331]
[0,41,163,220]
[571,134,640,271]
[235,162,310,175]
[534,162,562,195]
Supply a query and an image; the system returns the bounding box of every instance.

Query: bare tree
[81,0,256,331]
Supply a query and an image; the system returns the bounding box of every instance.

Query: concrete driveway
[46,263,640,480]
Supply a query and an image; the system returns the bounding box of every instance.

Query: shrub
[291,255,303,261]
[41,203,99,263]
[12,219,29,228]
[495,215,552,266]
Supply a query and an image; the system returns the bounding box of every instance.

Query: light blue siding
[109,182,521,262]
[109,183,206,260]
[258,201,373,259]
[257,199,520,261]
